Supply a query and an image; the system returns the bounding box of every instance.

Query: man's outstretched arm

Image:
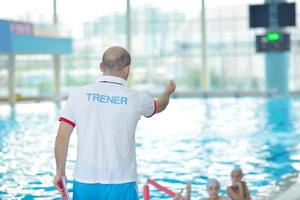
[53,122,74,193]
[155,80,176,114]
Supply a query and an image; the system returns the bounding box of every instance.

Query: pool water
[0,98,300,199]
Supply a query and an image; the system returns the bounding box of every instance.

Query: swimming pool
[0,97,300,199]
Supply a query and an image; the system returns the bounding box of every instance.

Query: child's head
[207,178,220,198]
[231,165,243,185]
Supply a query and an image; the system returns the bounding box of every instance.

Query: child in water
[173,181,191,200]
[227,166,251,200]
[204,179,227,200]
[173,179,227,200]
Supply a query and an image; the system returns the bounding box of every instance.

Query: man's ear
[123,64,130,74]
[100,63,105,73]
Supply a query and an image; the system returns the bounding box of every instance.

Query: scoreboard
[256,32,290,52]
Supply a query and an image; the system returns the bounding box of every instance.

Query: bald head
[101,46,131,71]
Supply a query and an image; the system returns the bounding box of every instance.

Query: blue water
[0,98,300,199]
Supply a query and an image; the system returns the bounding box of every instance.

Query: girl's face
[231,171,242,185]
[207,184,219,198]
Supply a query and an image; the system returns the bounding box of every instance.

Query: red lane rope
[146,178,185,200]
[143,184,150,200]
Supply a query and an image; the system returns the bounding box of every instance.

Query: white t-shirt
[59,75,156,184]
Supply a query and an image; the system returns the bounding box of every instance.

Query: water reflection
[266,98,293,132]
[263,98,298,181]
[0,99,299,199]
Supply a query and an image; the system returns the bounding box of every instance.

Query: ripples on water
[0,98,300,199]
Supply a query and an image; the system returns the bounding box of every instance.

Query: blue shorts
[73,181,139,200]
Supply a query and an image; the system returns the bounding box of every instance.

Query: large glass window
[15,55,54,98]
[0,0,52,23]
[0,56,8,98]
[60,0,127,96]
[131,0,201,91]
[1,0,300,98]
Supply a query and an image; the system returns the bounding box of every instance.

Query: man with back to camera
[53,46,176,199]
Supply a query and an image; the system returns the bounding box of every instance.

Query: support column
[53,0,61,102]
[126,0,133,87]
[53,0,58,24]
[265,0,289,95]
[126,0,131,53]
[8,54,16,105]
[266,52,288,94]
[200,0,208,91]
[53,55,61,102]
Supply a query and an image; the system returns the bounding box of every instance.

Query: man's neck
[103,72,127,80]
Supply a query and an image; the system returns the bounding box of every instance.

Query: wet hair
[231,165,243,176]
[101,46,131,70]
[207,178,220,190]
